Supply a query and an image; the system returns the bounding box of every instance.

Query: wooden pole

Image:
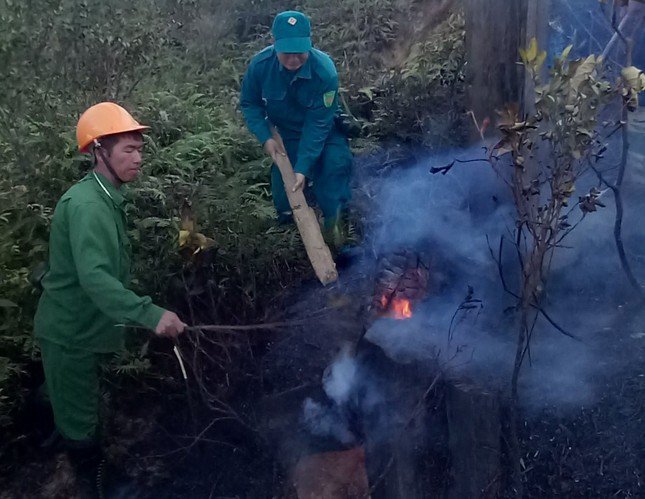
[271,130,338,285]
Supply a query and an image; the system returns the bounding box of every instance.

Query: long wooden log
[271,131,338,285]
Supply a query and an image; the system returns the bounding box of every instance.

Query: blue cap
[272,11,312,53]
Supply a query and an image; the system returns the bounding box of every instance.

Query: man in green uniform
[34,102,186,487]
[240,10,352,232]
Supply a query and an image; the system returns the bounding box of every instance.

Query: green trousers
[272,137,352,228]
[39,339,110,442]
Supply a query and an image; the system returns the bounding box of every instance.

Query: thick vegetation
[0,0,466,433]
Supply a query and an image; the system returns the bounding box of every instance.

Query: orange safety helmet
[76,102,149,153]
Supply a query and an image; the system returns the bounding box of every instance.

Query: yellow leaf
[570,55,597,92]
[526,37,538,62]
[179,230,190,248]
[535,50,547,70]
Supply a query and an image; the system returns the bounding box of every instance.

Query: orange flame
[379,296,413,320]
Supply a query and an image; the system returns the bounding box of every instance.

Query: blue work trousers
[271,138,352,228]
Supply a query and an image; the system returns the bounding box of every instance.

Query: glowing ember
[390,298,412,319]
[379,296,413,320]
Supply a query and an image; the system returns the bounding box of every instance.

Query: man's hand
[263,138,286,163]
[155,311,187,338]
[292,173,306,192]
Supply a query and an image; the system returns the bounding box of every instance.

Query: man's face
[277,51,309,71]
[107,135,144,183]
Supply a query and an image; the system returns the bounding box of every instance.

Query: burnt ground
[0,259,644,498]
[0,273,369,499]
[2,128,645,497]
[518,312,645,498]
[255,264,645,498]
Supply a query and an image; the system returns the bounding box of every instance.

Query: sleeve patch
[323,90,336,108]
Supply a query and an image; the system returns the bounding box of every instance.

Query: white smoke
[322,345,357,405]
[351,140,645,410]
[302,397,356,445]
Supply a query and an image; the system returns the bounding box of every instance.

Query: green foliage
[0,183,53,426]
[365,13,467,147]
[0,0,170,113]
[0,356,25,427]
[307,0,399,73]
[493,44,617,211]
[0,0,466,428]
[487,42,638,402]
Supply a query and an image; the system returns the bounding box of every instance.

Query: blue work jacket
[240,46,344,177]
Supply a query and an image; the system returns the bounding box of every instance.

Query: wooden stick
[185,321,305,332]
[271,129,338,285]
[117,314,355,334]
[186,318,357,333]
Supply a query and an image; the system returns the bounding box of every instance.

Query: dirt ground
[2,122,645,497]
[1,269,644,498]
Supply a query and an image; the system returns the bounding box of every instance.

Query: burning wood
[372,250,430,319]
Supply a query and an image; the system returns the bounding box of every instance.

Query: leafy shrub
[362,13,467,147]
[0,0,467,429]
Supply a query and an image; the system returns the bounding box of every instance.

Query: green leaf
[560,44,573,61]
[0,299,18,308]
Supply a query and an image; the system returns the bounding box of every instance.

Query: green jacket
[240,46,344,177]
[34,172,164,353]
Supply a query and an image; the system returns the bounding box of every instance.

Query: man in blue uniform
[240,10,352,233]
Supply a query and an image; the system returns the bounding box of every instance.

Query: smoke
[295,0,645,454]
[350,140,645,411]
[322,345,357,406]
[302,346,386,444]
[300,132,644,445]
[302,346,359,444]
[302,397,356,445]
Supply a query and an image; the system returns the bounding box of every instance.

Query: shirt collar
[89,171,126,207]
[294,57,312,80]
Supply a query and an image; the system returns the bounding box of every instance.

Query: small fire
[379,296,413,320]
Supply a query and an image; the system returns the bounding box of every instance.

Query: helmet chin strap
[93,139,125,184]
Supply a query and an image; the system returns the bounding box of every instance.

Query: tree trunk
[446,381,502,499]
[464,0,528,136]
[464,0,553,132]
[523,0,551,114]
